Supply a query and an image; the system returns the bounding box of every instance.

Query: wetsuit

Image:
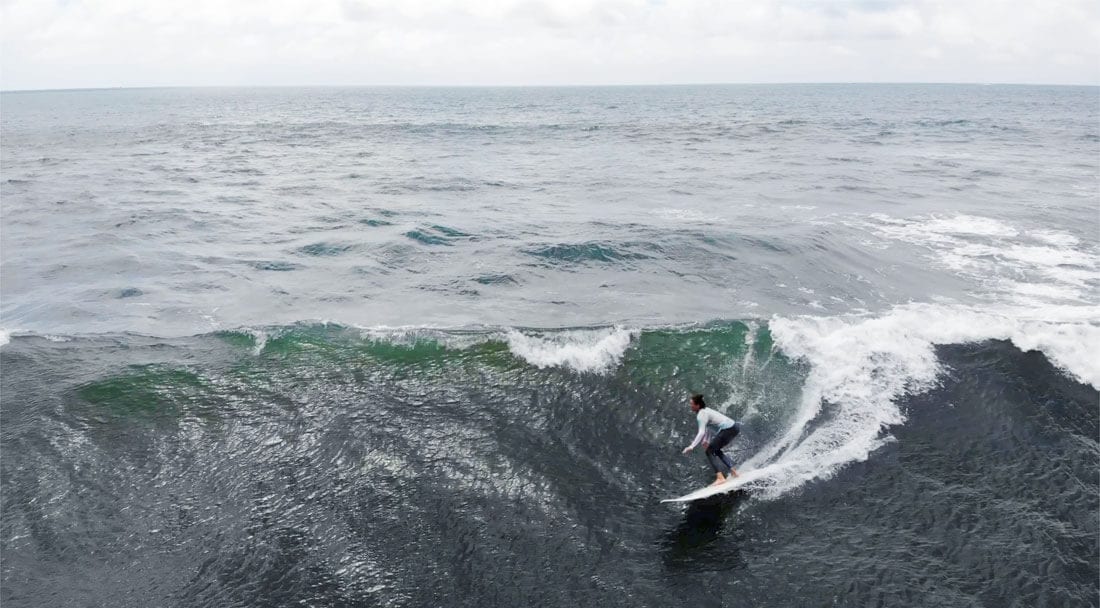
[684,408,741,476]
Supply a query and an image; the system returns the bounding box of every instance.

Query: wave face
[2,85,1098,605]
[2,322,1096,606]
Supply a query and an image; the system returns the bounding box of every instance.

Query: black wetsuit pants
[705,423,740,475]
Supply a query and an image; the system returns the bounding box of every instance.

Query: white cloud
[1,0,1097,89]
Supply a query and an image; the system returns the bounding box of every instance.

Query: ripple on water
[359,218,394,227]
[296,242,356,257]
[249,260,303,271]
[473,274,519,286]
[404,225,474,246]
[523,242,656,265]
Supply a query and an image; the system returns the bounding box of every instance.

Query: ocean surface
[1,84,1097,606]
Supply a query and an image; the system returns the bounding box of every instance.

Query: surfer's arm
[682,420,707,453]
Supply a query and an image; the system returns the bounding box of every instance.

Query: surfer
[681,394,741,486]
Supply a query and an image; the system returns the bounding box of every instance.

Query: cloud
[1,0,1097,89]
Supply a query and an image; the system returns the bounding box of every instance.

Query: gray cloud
[1,0,1096,89]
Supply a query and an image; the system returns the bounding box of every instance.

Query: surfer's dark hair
[691,394,706,408]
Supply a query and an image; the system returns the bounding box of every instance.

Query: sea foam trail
[505,327,637,373]
[860,213,1100,306]
[735,302,1099,499]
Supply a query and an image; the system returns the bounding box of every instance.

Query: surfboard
[661,476,748,503]
[660,464,776,503]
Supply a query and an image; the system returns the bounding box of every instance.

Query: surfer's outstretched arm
[681,419,707,454]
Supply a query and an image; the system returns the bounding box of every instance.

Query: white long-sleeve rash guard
[685,408,737,451]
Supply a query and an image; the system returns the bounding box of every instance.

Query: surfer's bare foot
[710,474,726,486]
[729,469,739,477]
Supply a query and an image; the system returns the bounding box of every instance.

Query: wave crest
[505,327,637,373]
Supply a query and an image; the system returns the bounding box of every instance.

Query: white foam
[653,208,727,224]
[878,213,1020,239]
[505,326,637,373]
[358,325,494,351]
[0,329,9,348]
[1017,243,1092,264]
[1012,282,1085,303]
[733,302,1099,499]
[858,213,1099,305]
[246,328,268,355]
[1034,231,1081,248]
[353,324,639,374]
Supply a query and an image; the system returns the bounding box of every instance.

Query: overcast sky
[1,0,1097,90]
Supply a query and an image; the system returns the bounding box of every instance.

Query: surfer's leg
[725,424,740,476]
[709,426,738,477]
[704,447,719,472]
[715,447,738,477]
[716,445,738,476]
[706,452,727,485]
[716,448,733,472]
[705,443,732,477]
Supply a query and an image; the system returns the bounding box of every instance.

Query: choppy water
[2,85,1098,606]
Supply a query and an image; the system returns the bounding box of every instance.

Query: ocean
[1,84,1097,606]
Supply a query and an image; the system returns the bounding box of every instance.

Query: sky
[1,0,1098,90]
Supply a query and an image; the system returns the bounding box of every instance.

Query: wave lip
[504,326,637,373]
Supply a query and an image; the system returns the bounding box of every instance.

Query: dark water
[1,85,1097,606]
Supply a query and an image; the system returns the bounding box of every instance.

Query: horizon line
[3,81,1099,94]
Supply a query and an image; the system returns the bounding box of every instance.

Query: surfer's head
[690,394,706,412]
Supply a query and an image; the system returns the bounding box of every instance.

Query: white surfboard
[661,477,747,503]
[661,467,768,503]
